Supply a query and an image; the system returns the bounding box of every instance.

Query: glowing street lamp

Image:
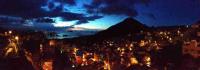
[4,40,18,57]
[8,30,12,34]
[15,36,19,41]
[4,32,8,36]
[103,61,111,70]
[144,56,151,67]
[49,40,55,46]
[139,40,145,47]
[42,61,53,70]
[130,57,138,65]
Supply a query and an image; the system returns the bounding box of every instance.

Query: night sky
[0,0,200,30]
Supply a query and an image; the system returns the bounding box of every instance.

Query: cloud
[0,0,76,18]
[0,0,77,17]
[76,20,89,25]
[35,17,55,23]
[0,16,23,24]
[84,0,150,16]
[42,0,76,12]
[0,0,48,18]
[52,12,103,25]
[75,15,103,25]
[57,0,76,5]
[0,0,103,25]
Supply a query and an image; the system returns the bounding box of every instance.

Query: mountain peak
[107,17,147,30]
[123,17,136,22]
[96,17,149,37]
[119,17,141,24]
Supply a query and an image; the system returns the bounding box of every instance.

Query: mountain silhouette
[95,17,148,37]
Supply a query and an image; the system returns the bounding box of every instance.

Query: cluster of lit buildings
[42,27,187,70]
[0,21,200,70]
[182,21,200,58]
[0,30,20,57]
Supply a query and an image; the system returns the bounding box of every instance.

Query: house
[182,40,200,58]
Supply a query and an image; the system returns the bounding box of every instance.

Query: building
[182,40,200,58]
[192,20,200,37]
[191,20,200,28]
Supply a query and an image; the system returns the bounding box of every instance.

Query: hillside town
[0,18,199,70]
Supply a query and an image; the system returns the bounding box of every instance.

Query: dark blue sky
[135,0,200,26]
[0,0,200,29]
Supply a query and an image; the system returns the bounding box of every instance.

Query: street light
[130,57,138,65]
[9,30,12,34]
[15,36,19,41]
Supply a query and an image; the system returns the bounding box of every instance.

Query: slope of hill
[95,17,148,37]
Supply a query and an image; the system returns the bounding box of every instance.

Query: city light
[103,61,111,70]
[8,30,12,34]
[0,18,199,70]
[130,57,138,65]
[42,61,53,70]
[139,40,145,47]
[15,36,19,40]
[144,56,151,67]
[49,40,55,46]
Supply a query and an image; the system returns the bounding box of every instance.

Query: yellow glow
[8,31,12,34]
[49,40,55,46]
[15,36,19,40]
[169,38,172,41]
[121,48,125,51]
[146,62,151,67]
[140,40,145,47]
[104,61,111,70]
[40,44,43,52]
[72,65,75,68]
[130,57,138,65]
[120,52,125,56]
[129,48,132,51]
[117,47,120,51]
[146,57,151,62]
[5,48,13,56]
[42,61,53,70]
[74,48,78,53]
[5,42,18,57]
[93,53,99,61]
[159,32,163,34]
[177,30,180,34]
[82,54,87,64]
[130,43,133,47]
[4,32,8,35]
[73,48,79,55]
[144,56,151,67]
